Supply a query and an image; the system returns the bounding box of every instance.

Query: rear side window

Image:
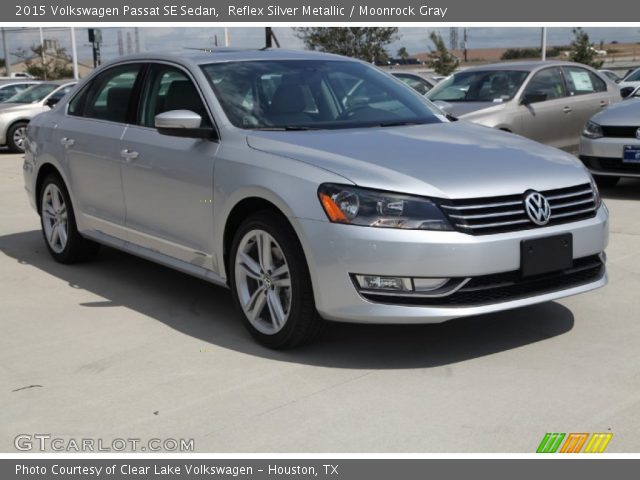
[563,67,606,95]
[69,64,141,123]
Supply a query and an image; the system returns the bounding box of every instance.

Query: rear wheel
[229,211,324,349]
[594,175,620,188]
[7,121,28,153]
[40,174,100,263]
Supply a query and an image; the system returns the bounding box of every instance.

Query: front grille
[361,255,604,307]
[582,155,640,174]
[601,125,639,138]
[440,183,597,235]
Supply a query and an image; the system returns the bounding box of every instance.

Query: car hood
[431,100,507,118]
[246,122,590,199]
[0,102,38,113]
[590,98,640,126]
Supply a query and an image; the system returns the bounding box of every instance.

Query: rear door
[56,63,142,238]
[518,67,572,150]
[120,62,219,268]
[561,66,612,153]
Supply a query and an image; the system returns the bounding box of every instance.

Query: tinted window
[201,60,442,130]
[70,64,140,123]
[524,67,566,101]
[625,69,640,82]
[139,65,211,128]
[563,67,604,96]
[428,70,529,102]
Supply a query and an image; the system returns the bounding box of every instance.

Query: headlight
[583,120,603,139]
[317,184,453,231]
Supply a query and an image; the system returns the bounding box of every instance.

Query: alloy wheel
[42,183,69,253]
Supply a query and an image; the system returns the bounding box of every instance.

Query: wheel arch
[34,163,64,215]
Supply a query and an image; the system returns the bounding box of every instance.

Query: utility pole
[463,28,468,63]
[39,27,46,80]
[224,27,230,47]
[264,28,280,48]
[1,28,10,76]
[70,27,79,80]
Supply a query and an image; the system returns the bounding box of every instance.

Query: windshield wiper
[255,126,318,131]
[377,121,423,127]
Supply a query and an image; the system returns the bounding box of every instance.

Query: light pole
[1,28,10,76]
[70,27,79,80]
[541,27,547,61]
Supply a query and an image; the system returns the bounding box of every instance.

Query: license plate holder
[623,145,640,163]
[521,233,573,277]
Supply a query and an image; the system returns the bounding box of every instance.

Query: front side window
[200,60,443,130]
[427,70,529,102]
[625,69,640,82]
[394,74,432,95]
[524,67,567,101]
[47,84,75,103]
[139,65,211,128]
[69,64,140,123]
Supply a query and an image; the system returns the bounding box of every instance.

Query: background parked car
[598,69,623,83]
[390,71,435,95]
[618,67,640,98]
[427,61,620,153]
[0,81,76,153]
[0,80,39,102]
[579,96,640,187]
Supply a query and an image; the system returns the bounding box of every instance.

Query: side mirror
[155,110,216,139]
[620,87,634,99]
[45,97,60,108]
[521,92,547,105]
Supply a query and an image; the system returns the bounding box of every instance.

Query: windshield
[200,60,443,130]
[427,70,529,102]
[625,69,640,82]
[6,83,59,104]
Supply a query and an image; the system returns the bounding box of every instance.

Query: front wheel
[229,211,324,349]
[7,121,28,153]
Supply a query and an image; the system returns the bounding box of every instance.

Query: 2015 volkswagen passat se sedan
[23,50,609,348]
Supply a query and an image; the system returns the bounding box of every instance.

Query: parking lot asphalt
[1,151,639,453]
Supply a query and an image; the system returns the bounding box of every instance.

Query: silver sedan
[579,98,640,187]
[427,61,621,154]
[24,50,608,348]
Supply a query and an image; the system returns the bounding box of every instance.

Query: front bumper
[298,206,608,323]
[580,134,640,177]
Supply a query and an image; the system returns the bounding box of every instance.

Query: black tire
[39,173,100,264]
[7,121,28,153]
[594,175,620,188]
[229,211,325,349]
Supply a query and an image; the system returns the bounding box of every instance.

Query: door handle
[599,100,608,108]
[60,137,75,147]
[120,149,139,162]
[562,106,572,113]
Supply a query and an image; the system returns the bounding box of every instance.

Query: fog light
[355,275,412,291]
[413,278,449,292]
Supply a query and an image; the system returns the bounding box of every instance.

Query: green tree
[427,31,459,76]
[568,27,604,68]
[12,44,73,80]
[294,27,398,63]
[397,46,409,60]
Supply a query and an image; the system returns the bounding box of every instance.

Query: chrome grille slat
[441,183,597,235]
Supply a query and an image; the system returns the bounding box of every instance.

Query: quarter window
[139,65,210,128]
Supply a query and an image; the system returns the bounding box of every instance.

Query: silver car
[427,61,620,153]
[579,97,640,187]
[24,50,608,348]
[0,81,76,152]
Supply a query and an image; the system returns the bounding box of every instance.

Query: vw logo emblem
[524,191,551,225]
[636,128,640,140]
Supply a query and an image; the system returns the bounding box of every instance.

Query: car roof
[461,60,592,73]
[103,48,356,68]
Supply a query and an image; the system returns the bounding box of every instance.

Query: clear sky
[2,27,639,64]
